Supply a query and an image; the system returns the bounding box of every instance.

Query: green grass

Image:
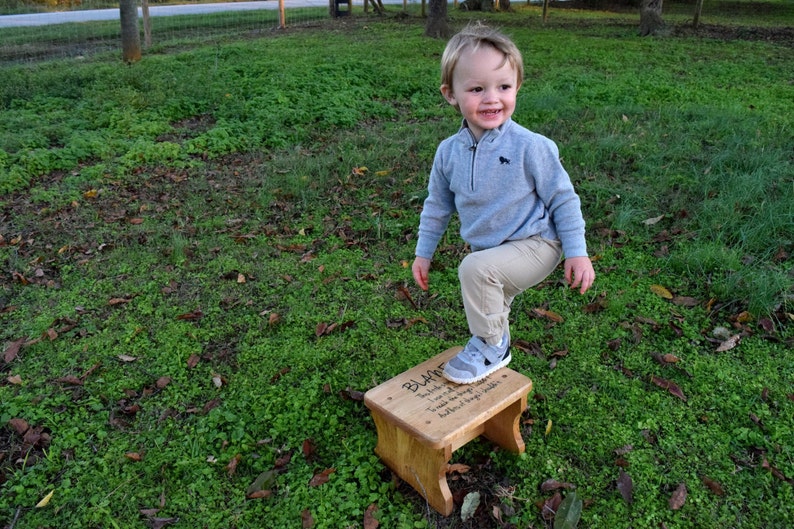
[1,5,793,529]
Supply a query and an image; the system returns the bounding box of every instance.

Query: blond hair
[440,23,524,91]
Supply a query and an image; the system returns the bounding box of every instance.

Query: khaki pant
[458,236,562,345]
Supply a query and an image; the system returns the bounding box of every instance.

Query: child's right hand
[412,257,431,291]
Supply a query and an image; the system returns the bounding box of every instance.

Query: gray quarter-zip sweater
[415,118,587,260]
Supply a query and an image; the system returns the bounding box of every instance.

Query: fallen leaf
[7,375,23,385]
[532,308,564,323]
[545,419,553,436]
[247,489,272,499]
[554,491,583,529]
[701,476,725,496]
[125,452,143,461]
[650,284,674,299]
[762,458,793,484]
[617,469,633,504]
[540,492,562,521]
[56,375,83,386]
[669,483,687,510]
[151,518,178,529]
[340,387,365,401]
[186,354,200,368]
[643,214,665,225]
[108,297,133,305]
[246,469,278,498]
[128,218,144,225]
[9,418,30,435]
[176,309,203,321]
[155,377,171,389]
[758,318,775,333]
[309,468,335,487]
[650,375,687,401]
[3,337,25,363]
[301,509,314,528]
[716,334,741,352]
[364,503,379,529]
[614,445,634,456]
[672,295,699,307]
[226,454,242,476]
[461,491,481,522]
[35,490,54,508]
[540,478,575,492]
[447,463,470,475]
[117,354,137,362]
[268,312,281,326]
[302,439,316,460]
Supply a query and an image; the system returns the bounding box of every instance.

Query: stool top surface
[364,347,532,446]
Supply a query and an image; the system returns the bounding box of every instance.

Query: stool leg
[371,413,454,516]
[482,396,527,454]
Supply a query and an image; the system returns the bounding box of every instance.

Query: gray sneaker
[442,330,511,384]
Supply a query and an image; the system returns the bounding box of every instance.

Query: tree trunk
[119,0,141,62]
[499,0,510,11]
[639,0,664,37]
[693,0,704,29]
[425,0,451,39]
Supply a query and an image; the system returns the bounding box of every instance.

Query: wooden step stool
[364,346,533,516]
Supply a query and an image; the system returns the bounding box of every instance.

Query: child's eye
[471,87,483,93]
[500,84,512,90]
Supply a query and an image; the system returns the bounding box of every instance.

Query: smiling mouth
[480,109,501,117]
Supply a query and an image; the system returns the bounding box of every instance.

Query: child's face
[441,45,520,140]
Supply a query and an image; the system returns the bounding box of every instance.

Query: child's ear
[440,84,456,106]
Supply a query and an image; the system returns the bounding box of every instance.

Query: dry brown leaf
[716,334,741,352]
[447,463,471,475]
[226,454,242,477]
[540,492,561,521]
[540,478,575,492]
[108,297,132,305]
[56,375,83,386]
[364,504,379,529]
[671,295,699,307]
[309,468,335,487]
[128,218,144,225]
[617,469,634,504]
[155,377,171,389]
[650,375,687,401]
[301,509,314,529]
[532,308,564,323]
[3,337,25,363]
[186,354,200,368]
[247,489,272,499]
[669,483,687,510]
[8,418,29,435]
[701,476,725,496]
[176,309,203,321]
[125,452,143,461]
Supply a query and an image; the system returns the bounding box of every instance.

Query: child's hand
[564,256,595,294]
[412,257,431,291]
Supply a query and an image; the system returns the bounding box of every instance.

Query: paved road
[0,0,404,28]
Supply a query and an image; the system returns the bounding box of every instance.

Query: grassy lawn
[1,3,792,528]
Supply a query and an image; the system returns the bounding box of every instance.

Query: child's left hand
[564,256,595,294]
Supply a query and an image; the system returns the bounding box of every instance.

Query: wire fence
[0,0,416,64]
